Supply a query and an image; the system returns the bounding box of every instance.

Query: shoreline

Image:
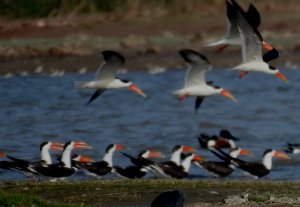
[0,179,299,206]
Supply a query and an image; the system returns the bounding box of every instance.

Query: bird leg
[179,93,189,101]
[239,71,249,79]
[217,44,229,52]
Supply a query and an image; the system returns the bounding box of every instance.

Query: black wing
[195,96,205,113]
[85,89,106,106]
[246,4,261,28]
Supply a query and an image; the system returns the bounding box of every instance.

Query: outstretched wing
[95,50,125,82]
[178,49,212,88]
[85,89,106,106]
[231,0,263,63]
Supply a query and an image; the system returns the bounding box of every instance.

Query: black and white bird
[29,141,92,180]
[74,144,125,178]
[198,131,238,150]
[74,50,146,105]
[173,49,236,112]
[230,0,288,82]
[207,0,261,51]
[0,141,64,176]
[284,143,300,154]
[215,148,290,178]
[156,153,202,179]
[193,147,251,177]
[112,150,162,179]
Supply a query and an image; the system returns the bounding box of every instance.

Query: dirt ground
[0,1,300,75]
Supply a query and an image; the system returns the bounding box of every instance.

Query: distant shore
[0,3,299,75]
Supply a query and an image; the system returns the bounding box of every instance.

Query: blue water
[0,68,300,180]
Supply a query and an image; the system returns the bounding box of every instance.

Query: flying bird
[230,0,288,82]
[173,49,236,112]
[207,0,279,62]
[74,50,146,105]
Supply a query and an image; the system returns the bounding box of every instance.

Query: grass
[0,191,83,207]
[0,179,300,206]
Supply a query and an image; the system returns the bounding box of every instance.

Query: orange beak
[182,145,195,153]
[262,41,274,51]
[274,151,290,159]
[220,89,237,102]
[74,141,93,149]
[115,144,125,151]
[275,72,289,83]
[192,155,203,161]
[148,150,163,158]
[129,84,146,97]
[0,151,5,158]
[239,149,252,156]
[50,142,64,151]
[76,155,95,163]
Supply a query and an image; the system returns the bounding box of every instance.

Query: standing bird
[29,141,92,180]
[112,150,162,179]
[215,148,290,178]
[156,153,202,179]
[0,141,64,176]
[74,50,146,105]
[230,0,288,82]
[193,147,251,177]
[173,49,236,112]
[152,145,195,177]
[284,143,300,154]
[198,133,237,150]
[74,144,125,178]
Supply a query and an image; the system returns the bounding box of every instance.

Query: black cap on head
[219,130,240,141]
[40,141,50,151]
[106,144,114,153]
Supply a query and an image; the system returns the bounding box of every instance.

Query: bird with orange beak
[74,50,146,106]
[173,49,236,112]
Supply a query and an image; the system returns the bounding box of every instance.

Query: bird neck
[229,149,239,158]
[170,150,181,165]
[40,146,52,164]
[262,153,273,170]
[103,149,115,166]
[61,146,72,168]
[181,155,193,172]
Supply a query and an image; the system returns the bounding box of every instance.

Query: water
[0,68,300,180]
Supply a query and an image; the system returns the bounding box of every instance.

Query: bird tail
[74,81,89,89]
[206,39,226,47]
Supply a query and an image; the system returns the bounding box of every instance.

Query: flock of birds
[1,0,299,183]
[0,129,298,181]
[72,0,288,112]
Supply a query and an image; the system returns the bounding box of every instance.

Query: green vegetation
[0,179,299,206]
[0,191,83,207]
[0,0,224,19]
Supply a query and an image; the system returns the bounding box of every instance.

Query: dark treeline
[0,0,221,19]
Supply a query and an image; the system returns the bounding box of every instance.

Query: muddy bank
[0,179,299,206]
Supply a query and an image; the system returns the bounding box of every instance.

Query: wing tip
[102,50,125,64]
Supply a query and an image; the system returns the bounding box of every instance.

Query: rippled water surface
[0,68,300,180]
